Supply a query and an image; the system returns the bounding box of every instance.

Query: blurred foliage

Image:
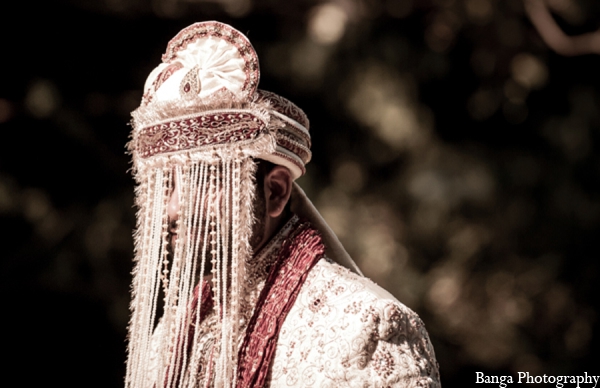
[1,0,599,386]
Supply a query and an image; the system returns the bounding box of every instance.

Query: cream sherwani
[148,216,440,387]
[268,257,440,387]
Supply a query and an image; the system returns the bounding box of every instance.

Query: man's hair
[255,159,277,186]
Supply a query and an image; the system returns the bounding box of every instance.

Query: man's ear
[264,165,293,218]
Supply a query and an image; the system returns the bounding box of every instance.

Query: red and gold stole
[186,220,324,388]
[236,221,324,387]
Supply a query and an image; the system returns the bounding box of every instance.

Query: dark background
[1,0,599,386]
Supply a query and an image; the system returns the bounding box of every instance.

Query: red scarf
[179,220,324,388]
[237,221,324,387]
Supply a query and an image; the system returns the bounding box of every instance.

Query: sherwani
[150,216,440,387]
[268,257,439,387]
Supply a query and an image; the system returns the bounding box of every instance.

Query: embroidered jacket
[148,216,441,387]
[268,257,440,387]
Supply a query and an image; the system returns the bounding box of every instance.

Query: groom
[125,21,440,388]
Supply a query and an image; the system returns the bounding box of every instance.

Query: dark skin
[252,164,294,252]
[167,163,294,256]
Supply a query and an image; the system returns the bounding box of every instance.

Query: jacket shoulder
[269,258,441,388]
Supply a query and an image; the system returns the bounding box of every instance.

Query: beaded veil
[126,22,312,388]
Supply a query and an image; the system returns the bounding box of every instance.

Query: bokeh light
[308,3,348,45]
